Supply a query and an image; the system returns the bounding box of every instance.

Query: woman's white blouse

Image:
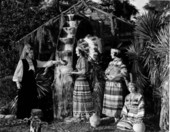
[13,60,54,82]
[13,60,24,82]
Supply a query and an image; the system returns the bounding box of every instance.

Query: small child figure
[117,83,145,132]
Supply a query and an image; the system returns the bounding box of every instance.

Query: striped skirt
[117,117,144,131]
[73,77,94,119]
[102,81,123,117]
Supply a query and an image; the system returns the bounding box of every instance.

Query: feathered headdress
[77,35,101,61]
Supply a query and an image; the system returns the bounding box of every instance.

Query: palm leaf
[135,13,164,42]
[147,24,169,130]
[134,13,167,86]
[126,41,148,92]
[131,11,169,130]
[9,96,18,114]
[148,24,169,85]
[151,24,169,83]
[36,83,49,98]
[35,70,53,99]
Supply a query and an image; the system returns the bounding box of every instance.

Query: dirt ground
[0,115,161,132]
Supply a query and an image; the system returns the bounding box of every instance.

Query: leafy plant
[151,25,169,130]
[126,40,148,92]
[35,68,54,99]
[127,11,169,130]
[135,13,164,41]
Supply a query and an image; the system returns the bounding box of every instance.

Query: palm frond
[9,96,18,114]
[35,70,53,99]
[135,13,164,42]
[151,24,170,82]
[126,41,148,91]
[36,84,49,99]
[134,13,168,86]
[131,12,169,130]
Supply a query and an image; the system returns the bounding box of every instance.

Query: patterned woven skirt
[102,81,123,117]
[73,77,94,119]
[117,117,144,131]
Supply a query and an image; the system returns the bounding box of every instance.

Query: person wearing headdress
[13,44,66,119]
[102,48,127,121]
[84,35,104,117]
[69,42,94,122]
[117,82,145,132]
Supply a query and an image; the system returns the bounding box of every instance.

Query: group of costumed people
[13,35,145,132]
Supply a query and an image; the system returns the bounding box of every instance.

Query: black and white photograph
[0,0,169,132]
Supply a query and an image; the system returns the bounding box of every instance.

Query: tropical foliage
[144,0,170,14]
[0,0,60,107]
[152,25,169,131]
[144,0,170,24]
[113,0,138,20]
[126,11,169,131]
[126,40,148,92]
[1,1,169,130]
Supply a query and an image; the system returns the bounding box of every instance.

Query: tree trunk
[159,78,169,131]
[54,13,78,119]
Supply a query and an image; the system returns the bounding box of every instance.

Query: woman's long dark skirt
[17,70,38,119]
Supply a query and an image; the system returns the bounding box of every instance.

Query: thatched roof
[15,0,134,60]
[16,0,134,44]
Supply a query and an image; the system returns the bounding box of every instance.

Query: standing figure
[117,83,145,132]
[13,44,65,119]
[70,45,94,122]
[89,55,104,116]
[102,48,127,121]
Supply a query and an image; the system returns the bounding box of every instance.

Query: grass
[0,78,163,132]
[0,112,162,132]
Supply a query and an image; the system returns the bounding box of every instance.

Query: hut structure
[15,0,134,120]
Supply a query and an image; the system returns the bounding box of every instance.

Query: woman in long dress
[102,48,127,121]
[117,82,145,132]
[70,45,94,122]
[13,44,65,119]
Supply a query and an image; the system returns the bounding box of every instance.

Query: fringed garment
[73,57,93,119]
[92,81,104,116]
[117,93,145,131]
[88,61,105,116]
[102,57,127,117]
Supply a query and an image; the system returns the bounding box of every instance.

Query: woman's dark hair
[111,49,122,58]
[114,51,121,58]
[78,48,86,57]
[30,47,34,51]
[128,82,138,92]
